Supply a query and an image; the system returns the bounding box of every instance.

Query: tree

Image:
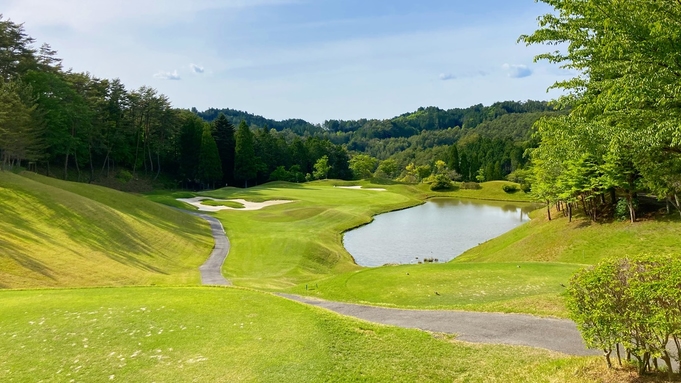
[349,154,378,179]
[313,155,330,180]
[212,113,235,185]
[521,0,681,221]
[197,125,222,188]
[178,112,203,183]
[234,120,258,187]
[447,144,460,173]
[376,158,398,179]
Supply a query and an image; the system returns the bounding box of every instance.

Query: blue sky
[2,0,567,123]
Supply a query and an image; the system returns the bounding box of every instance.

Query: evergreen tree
[447,144,460,174]
[212,113,235,185]
[234,120,258,187]
[197,125,222,188]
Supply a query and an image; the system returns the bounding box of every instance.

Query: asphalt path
[177,209,231,285]
[177,205,598,355]
[280,294,599,356]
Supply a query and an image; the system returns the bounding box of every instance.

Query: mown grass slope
[0,172,213,288]
[0,287,600,383]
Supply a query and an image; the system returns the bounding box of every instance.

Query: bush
[430,174,453,191]
[615,198,638,221]
[502,184,519,193]
[566,254,681,377]
[116,170,133,183]
[460,182,481,190]
[520,183,531,193]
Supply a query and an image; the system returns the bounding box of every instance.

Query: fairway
[0,287,598,383]
[0,172,213,288]
[290,262,582,317]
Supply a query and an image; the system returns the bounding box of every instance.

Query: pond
[343,198,539,267]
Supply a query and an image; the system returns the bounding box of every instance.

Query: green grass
[200,199,245,209]
[0,172,213,288]
[0,287,600,383]
[195,180,422,289]
[455,209,681,264]
[290,262,582,317]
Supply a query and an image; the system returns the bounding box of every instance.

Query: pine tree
[212,113,235,185]
[197,125,222,189]
[234,120,258,187]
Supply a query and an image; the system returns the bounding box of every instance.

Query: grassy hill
[0,172,213,288]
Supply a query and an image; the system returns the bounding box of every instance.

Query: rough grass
[0,287,601,383]
[290,262,582,317]
[0,172,213,288]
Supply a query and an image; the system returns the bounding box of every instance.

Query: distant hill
[196,107,323,136]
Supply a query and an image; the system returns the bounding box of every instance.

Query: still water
[343,198,538,267]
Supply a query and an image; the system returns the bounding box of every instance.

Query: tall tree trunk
[546,200,552,221]
[74,151,81,182]
[88,142,95,183]
[154,150,161,181]
[132,129,141,177]
[63,147,70,180]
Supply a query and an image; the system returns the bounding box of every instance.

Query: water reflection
[343,198,541,267]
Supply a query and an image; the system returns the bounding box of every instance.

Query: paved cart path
[180,206,597,355]
[179,209,231,285]
[279,294,598,355]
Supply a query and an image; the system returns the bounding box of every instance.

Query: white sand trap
[335,186,387,191]
[178,197,294,212]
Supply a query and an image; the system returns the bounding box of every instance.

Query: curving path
[179,206,597,355]
[279,294,598,356]
[179,209,231,285]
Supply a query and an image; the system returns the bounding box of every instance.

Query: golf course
[2,170,679,382]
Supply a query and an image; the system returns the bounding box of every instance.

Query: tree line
[0,16,351,188]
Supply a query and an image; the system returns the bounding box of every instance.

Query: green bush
[116,170,133,183]
[615,198,638,221]
[429,174,453,191]
[460,182,481,190]
[566,254,681,377]
[502,185,519,193]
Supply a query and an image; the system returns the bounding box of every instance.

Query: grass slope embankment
[0,287,601,383]
[0,172,213,288]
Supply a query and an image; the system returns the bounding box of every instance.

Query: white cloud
[153,70,181,80]
[190,63,205,74]
[439,73,455,81]
[502,63,533,78]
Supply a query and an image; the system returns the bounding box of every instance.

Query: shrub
[615,198,638,221]
[460,182,481,190]
[116,170,133,183]
[566,254,681,378]
[520,183,531,193]
[430,174,453,191]
[502,184,519,193]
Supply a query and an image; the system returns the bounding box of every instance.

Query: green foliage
[502,184,519,194]
[116,169,133,183]
[349,154,378,179]
[429,174,453,191]
[197,125,222,186]
[312,155,330,180]
[234,120,258,187]
[211,113,235,185]
[566,254,681,376]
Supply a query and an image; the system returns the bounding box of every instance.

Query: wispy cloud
[439,73,455,81]
[190,63,205,74]
[502,63,532,78]
[153,70,181,80]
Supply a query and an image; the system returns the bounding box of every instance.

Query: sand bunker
[178,197,294,212]
[335,186,387,191]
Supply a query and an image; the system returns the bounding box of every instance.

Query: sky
[1,0,568,123]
